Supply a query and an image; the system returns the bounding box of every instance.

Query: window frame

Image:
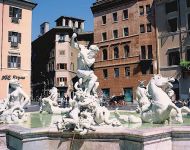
[123,27,129,37]
[112,12,118,22]
[140,24,145,33]
[114,68,119,78]
[102,32,107,41]
[113,29,118,39]
[102,15,106,25]
[123,9,128,20]
[8,55,21,69]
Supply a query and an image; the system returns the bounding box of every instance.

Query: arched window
[102,49,108,60]
[124,45,130,58]
[113,46,119,59]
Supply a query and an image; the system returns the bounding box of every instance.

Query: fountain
[2,34,190,149]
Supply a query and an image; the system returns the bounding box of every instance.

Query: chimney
[40,22,49,35]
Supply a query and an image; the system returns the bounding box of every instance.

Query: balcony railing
[11,17,19,24]
[11,42,18,48]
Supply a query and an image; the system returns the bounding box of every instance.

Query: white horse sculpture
[141,74,189,124]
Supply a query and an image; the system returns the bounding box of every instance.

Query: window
[123,88,133,102]
[168,18,178,32]
[72,21,75,27]
[113,30,118,39]
[124,45,130,58]
[187,49,190,61]
[165,0,178,14]
[140,24,145,33]
[149,65,154,74]
[70,63,74,71]
[57,63,67,70]
[8,56,21,68]
[139,6,144,16]
[146,4,151,14]
[9,6,22,23]
[125,67,130,77]
[102,15,106,24]
[59,50,65,55]
[114,68,119,77]
[168,51,180,66]
[187,0,190,7]
[59,34,65,42]
[103,69,108,78]
[147,23,152,32]
[8,32,21,48]
[123,9,128,19]
[113,47,119,59]
[102,32,107,41]
[102,88,110,97]
[49,62,54,71]
[148,45,153,59]
[102,49,108,60]
[141,46,146,59]
[65,19,69,26]
[113,12,118,22]
[57,77,67,86]
[188,14,190,30]
[123,27,129,36]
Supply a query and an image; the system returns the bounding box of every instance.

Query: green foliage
[180,60,190,69]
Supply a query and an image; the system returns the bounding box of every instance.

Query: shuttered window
[8,56,21,68]
[8,32,21,48]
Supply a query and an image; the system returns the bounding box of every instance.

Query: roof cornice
[91,0,135,14]
[0,0,37,10]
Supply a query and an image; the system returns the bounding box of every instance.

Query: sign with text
[1,75,25,80]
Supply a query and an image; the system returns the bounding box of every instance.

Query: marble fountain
[1,33,190,150]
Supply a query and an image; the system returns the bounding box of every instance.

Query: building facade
[155,0,190,99]
[91,0,158,102]
[0,0,36,99]
[32,16,93,99]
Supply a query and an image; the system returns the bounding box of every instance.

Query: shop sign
[1,75,25,80]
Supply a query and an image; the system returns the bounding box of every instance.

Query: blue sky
[32,0,95,40]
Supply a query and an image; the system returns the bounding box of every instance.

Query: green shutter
[17,57,21,68]
[8,56,11,68]
[8,32,12,42]
[18,33,21,43]
[9,6,13,17]
[18,9,22,19]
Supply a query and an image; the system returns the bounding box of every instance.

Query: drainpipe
[177,0,182,60]
[1,0,5,71]
[153,1,160,74]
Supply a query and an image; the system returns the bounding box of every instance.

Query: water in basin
[15,111,190,129]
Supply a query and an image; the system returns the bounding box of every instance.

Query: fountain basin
[1,111,190,150]
[4,125,190,150]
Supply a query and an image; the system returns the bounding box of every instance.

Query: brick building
[0,0,36,99]
[155,0,190,99]
[32,16,93,99]
[91,0,158,102]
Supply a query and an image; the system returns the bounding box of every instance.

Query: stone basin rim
[2,125,190,143]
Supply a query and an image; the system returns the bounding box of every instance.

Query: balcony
[11,17,19,24]
[11,42,18,48]
[56,82,68,88]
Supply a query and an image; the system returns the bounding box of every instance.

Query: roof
[55,16,85,23]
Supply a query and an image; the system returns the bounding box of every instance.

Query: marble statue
[40,87,72,114]
[56,33,120,135]
[0,79,29,123]
[137,74,190,124]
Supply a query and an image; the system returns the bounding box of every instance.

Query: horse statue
[141,74,190,124]
[40,87,71,114]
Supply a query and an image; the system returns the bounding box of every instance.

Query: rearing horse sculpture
[141,74,186,124]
